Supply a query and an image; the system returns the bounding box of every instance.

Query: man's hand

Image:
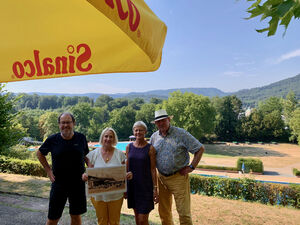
[47,170,55,183]
[179,166,193,176]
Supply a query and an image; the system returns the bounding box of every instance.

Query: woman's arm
[125,145,133,180]
[149,145,158,203]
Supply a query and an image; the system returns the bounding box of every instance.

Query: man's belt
[159,170,178,177]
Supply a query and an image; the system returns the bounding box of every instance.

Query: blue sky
[5,0,300,94]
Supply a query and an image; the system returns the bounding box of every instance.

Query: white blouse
[86,147,126,202]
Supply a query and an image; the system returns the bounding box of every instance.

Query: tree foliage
[289,108,300,143]
[214,96,243,141]
[162,91,216,141]
[0,84,26,154]
[135,103,157,136]
[106,106,136,140]
[245,0,300,36]
[38,111,60,141]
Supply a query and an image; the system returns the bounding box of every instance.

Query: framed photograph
[86,165,126,197]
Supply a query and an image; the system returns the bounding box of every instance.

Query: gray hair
[99,127,118,146]
[132,121,147,131]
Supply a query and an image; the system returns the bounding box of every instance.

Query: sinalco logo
[105,0,140,32]
[12,43,92,79]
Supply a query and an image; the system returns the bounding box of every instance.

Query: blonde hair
[99,127,118,146]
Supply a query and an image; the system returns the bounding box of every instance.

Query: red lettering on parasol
[12,43,92,79]
[105,0,140,32]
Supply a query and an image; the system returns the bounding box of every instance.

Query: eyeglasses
[60,121,73,125]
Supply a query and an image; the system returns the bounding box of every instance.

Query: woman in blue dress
[126,121,158,225]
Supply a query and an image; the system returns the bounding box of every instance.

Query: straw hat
[152,109,173,123]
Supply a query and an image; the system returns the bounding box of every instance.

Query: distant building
[245,108,253,117]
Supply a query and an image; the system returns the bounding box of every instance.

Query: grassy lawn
[1,172,300,225]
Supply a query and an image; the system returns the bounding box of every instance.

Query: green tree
[150,97,163,105]
[261,110,287,141]
[87,107,110,141]
[240,109,264,141]
[94,95,114,110]
[258,96,283,114]
[282,91,298,124]
[71,102,94,135]
[63,96,79,107]
[289,108,300,144]
[135,103,156,136]
[241,97,288,142]
[0,84,25,154]
[38,96,59,110]
[162,91,216,141]
[129,98,145,110]
[213,96,243,141]
[109,98,129,110]
[39,111,60,140]
[245,0,300,36]
[106,106,136,140]
[15,109,43,141]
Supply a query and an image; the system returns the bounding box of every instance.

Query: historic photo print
[86,165,126,196]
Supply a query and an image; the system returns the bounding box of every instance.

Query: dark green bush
[237,158,264,173]
[0,155,47,177]
[4,144,37,160]
[190,175,300,208]
[196,165,238,171]
[293,168,300,176]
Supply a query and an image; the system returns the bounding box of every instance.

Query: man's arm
[180,145,205,175]
[36,150,55,182]
[190,145,205,169]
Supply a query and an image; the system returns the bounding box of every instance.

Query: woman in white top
[83,127,132,225]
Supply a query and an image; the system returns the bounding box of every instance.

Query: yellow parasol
[0,0,167,83]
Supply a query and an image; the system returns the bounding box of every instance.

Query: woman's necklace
[101,148,112,163]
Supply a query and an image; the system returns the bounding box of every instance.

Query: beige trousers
[91,197,123,225]
[158,172,193,225]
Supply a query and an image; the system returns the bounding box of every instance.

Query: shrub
[190,174,300,208]
[293,168,300,176]
[0,155,47,177]
[196,164,238,171]
[237,158,264,173]
[4,144,37,160]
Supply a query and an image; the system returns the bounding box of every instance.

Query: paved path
[0,192,48,225]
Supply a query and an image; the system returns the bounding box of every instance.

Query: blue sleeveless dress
[127,142,154,214]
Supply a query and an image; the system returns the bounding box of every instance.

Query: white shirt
[86,147,126,202]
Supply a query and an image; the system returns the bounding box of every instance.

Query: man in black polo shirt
[37,112,89,225]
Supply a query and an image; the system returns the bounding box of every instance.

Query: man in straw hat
[150,109,204,225]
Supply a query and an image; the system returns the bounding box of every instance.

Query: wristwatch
[189,164,195,170]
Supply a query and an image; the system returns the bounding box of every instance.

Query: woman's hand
[153,188,159,204]
[82,173,88,182]
[126,171,133,180]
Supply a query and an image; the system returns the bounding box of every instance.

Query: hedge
[237,158,264,173]
[293,168,300,176]
[0,155,47,177]
[196,164,238,171]
[190,174,300,208]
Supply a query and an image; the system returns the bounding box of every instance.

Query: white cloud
[276,49,300,64]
